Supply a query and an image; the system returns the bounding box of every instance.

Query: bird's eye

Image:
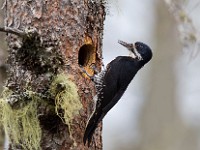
[136,44,143,49]
[135,42,146,50]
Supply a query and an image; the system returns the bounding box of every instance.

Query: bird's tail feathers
[83,111,101,147]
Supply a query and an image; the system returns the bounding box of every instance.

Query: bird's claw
[79,65,94,80]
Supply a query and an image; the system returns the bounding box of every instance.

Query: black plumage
[83,40,153,146]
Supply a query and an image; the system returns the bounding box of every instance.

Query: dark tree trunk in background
[1,0,105,149]
[0,0,7,148]
[135,1,198,150]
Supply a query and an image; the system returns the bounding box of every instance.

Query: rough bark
[1,0,105,149]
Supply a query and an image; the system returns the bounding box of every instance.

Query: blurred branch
[164,0,200,58]
[0,27,25,37]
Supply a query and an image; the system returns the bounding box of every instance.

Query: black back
[99,56,141,109]
[83,43,152,146]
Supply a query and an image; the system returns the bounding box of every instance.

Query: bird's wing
[83,89,125,147]
[83,109,101,146]
[100,89,125,121]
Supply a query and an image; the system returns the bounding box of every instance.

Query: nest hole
[78,44,94,66]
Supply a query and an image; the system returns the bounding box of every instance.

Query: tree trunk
[0,0,7,148]
[135,1,198,150]
[1,0,105,149]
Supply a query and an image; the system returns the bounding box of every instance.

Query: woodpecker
[82,40,153,146]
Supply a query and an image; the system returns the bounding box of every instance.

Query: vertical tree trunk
[1,0,105,149]
[136,1,198,150]
[0,0,7,148]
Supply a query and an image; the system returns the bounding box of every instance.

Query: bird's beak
[118,40,142,60]
[118,40,135,50]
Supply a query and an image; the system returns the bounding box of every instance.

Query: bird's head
[118,40,152,64]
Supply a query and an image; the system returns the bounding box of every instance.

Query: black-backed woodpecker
[82,40,153,146]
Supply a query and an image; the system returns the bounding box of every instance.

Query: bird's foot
[79,65,95,81]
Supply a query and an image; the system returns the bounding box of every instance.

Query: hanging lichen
[0,88,42,150]
[50,73,82,131]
